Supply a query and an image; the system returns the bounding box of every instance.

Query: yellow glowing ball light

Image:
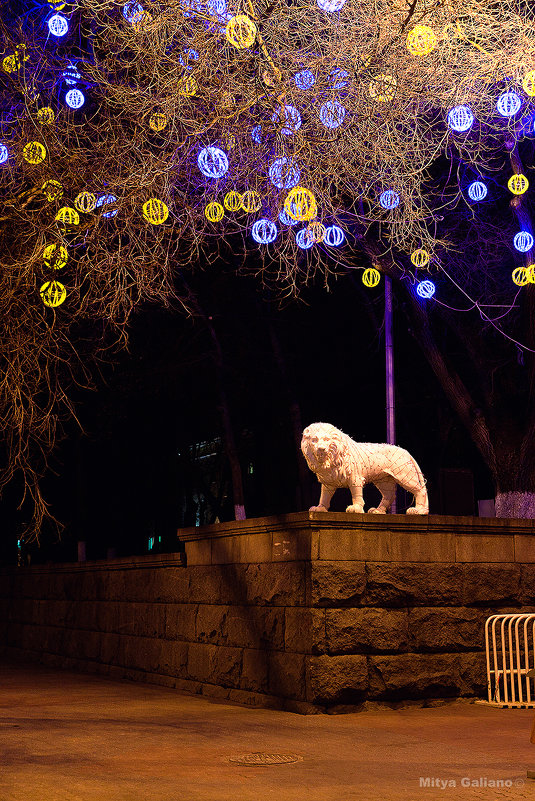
[225,15,257,50]
[204,202,225,222]
[368,74,397,102]
[41,179,63,201]
[43,244,68,269]
[406,26,437,56]
[308,221,326,243]
[40,281,67,308]
[512,266,529,286]
[142,198,169,224]
[410,248,430,268]
[240,190,262,213]
[508,174,529,195]
[23,141,46,164]
[55,207,80,225]
[522,71,535,97]
[362,267,381,287]
[224,191,242,211]
[149,112,167,132]
[74,192,97,213]
[177,76,198,97]
[284,187,318,222]
[37,107,55,124]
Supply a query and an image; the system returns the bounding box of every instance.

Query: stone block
[164,603,197,641]
[225,606,285,650]
[364,563,464,607]
[187,566,222,603]
[318,529,455,562]
[308,561,367,607]
[325,608,409,654]
[195,604,229,644]
[285,608,326,654]
[242,532,272,563]
[121,569,156,602]
[306,654,368,704]
[131,603,166,639]
[187,642,217,682]
[99,571,126,601]
[456,535,514,563]
[99,632,121,665]
[461,564,520,604]
[218,564,249,604]
[124,635,163,673]
[268,652,306,700]
[78,630,101,661]
[245,562,306,606]
[158,640,189,677]
[368,653,469,699]
[211,536,243,565]
[519,566,535,604]
[240,648,269,692]
[185,539,211,566]
[213,645,242,688]
[514,536,535,563]
[154,567,190,603]
[409,607,487,652]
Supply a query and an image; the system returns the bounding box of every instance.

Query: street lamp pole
[384,274,397,512]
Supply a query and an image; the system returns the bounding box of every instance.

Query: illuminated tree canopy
[2,0,535,536]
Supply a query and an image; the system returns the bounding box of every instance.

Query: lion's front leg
[346,483,364,513]
[309,484,335,512]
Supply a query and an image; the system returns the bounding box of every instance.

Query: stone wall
[2,512,535,712]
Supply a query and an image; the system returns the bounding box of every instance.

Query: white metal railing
[485,614,535,707]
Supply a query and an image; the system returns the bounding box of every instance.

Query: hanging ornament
[496,91,522,117]
[96,194,118,218]
[513,231,534,252]
[178,76,198,96]
[271,105,302,135]
[23,142,46,164]
[43,244,68,269]
[37,107,56,124]
[295,70,315,90]
[240,191,262,213]
[223,191,242,211]
[379,190,400,209]
[522,71,535,97]
[42,179,63,201]
[406,25,437,56]
[55,207,80,225]
[319,100,346,129]
[198,147,229,179]
[268,158,300,190]
[65,89,85,108]
[295,228,315,249]
[447,105,474,132]
[48,13,69,36]
[40,281,67,307]
[362,267,381,287]
[410,248,430,267]
[368,74,397,102]
[307,221,326,243]
[467,181,487,201]
[225,15,257,49]
[149,112,167,132]
[142,198,169,224]
[323,225,345,246]
[512,266,529,286]
[251,219,278,244]
[416,280,436,299]
[74,192,97,213]
[204,202,225,221]
[283,186,317,222]
[507,174,529,195]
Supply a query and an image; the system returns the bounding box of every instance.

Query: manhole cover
[229,753,303,766]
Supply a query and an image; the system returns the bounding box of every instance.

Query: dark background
[0,266,494,565]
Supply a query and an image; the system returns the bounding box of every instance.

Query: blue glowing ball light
[379,190,400,210]
[330,68,349,89]
[496,91,522,117]
[513,231,534,252]
[416,280,436,299]
[319,100,346,129]
[295,70,315,90]
[323,225,345,246]
[447,105,474,133]
[0,144,8,164]
[272,105,302,135]
[197,146,229,178]
[66,89,85,109]
[268,158,300,189]
[179,48,199,69]
[251,219,278,244]
[48,13,69,36]
[96,194,118,218]
[317,0,346,10]
[279,209,298,226]
[63,63,81,85]
[467,180,487,201]
[296,228,315,249]
[123,1,143,21]
[251,125,262,144]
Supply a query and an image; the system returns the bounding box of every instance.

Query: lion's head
[301,422,347,474]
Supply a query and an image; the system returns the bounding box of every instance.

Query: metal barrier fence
[485,614,535,707]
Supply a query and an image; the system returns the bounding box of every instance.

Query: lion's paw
[309,505,329,512]
[368,507,387,514]
[407,505,429,515]
[346,504,364,514]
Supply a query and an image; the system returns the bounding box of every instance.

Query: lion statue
[301,422,429,515]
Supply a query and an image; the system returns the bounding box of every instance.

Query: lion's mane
[301,422,363,487]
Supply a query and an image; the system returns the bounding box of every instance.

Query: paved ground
[1,659,535,801]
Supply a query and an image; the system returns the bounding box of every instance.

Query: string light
[295,70,315,89]
[379,190,400,209]
[0,144,8,164]
[197,147,229,178]
[323,225,345,246]
[507,174,529,195]
[142,198,169,224]
[410,248,430,267]
[65,89,85,109]
[295,228,314,249]
[40,281,67,307]
[48,14,69,36]
[496,91,522,117]
[416,279,436,298]
[268,158,300,189]
[362,267,381,287]
[96,194,118,218]
[513,231,534,252]
[447,105,474,132]
[319,100,346,129]
[406,25,437,56]
[251,219,278,244]
[467,181,487,201]
[271,105,302,135]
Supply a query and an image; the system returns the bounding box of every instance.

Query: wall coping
[0,552,185,575]
[177,511,535,541]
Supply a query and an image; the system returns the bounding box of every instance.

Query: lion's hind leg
[368,477,396,514]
